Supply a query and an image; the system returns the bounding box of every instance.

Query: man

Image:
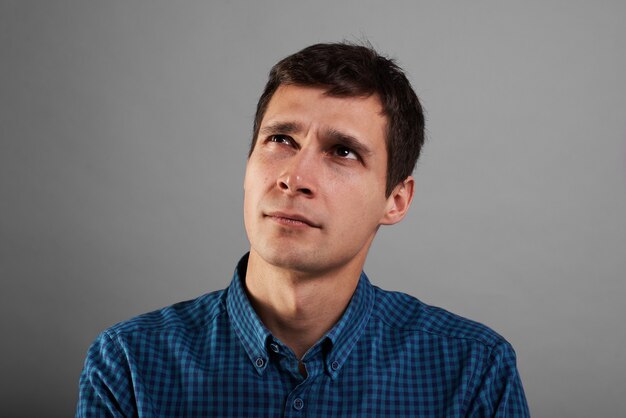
[77,43,529,417]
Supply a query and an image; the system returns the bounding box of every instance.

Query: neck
[244,250,363,359]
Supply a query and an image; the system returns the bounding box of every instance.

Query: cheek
[246,155,277,183]
[244,162,266,194]
[331,172,386,202]
[356,185,389,222]
[243,161,274,217]
[243,167,260,215]
[330,184,386,224]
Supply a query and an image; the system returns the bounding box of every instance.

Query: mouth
[264,211,321,228]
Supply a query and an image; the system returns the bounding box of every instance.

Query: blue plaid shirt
[77,254,529,417]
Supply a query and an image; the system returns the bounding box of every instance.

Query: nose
[277,151,317,197]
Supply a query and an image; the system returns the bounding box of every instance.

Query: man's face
[244,84,405,276]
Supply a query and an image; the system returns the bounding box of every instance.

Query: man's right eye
[268,135,292,145]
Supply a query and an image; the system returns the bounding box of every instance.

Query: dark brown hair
[250,42,425,197]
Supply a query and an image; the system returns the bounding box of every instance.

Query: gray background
[1,1,625,417]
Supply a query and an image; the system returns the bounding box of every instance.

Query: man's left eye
[333,146,358,160]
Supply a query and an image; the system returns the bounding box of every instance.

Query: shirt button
[293,398,304,410]
[270,343,279,353]
[255,357,265,368]
[331,361,339,370]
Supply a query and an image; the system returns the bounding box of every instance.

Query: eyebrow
[260,121,303,136]
[323,128,373,158]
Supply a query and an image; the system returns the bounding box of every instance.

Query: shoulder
[104,288,228,342]
[368,286,529,415]
[77,289,229,416]
[371,285,508,350]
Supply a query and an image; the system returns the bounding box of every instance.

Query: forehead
[261,84,388,148]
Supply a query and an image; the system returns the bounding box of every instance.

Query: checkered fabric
[76,254,529,417]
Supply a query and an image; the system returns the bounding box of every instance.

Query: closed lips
[265,212,320,228]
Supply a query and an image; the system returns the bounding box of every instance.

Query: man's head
[250,42,425,197]
[243,43,424,276]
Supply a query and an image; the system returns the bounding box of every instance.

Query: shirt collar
[321,270,374,379]
[226,253,374,379]
[226,254,272,376]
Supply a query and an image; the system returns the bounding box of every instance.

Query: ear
[379,176,415,225]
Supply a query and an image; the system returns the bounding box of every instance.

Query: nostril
[277,177,313,196]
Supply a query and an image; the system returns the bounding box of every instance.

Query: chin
[253,244,324,273]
